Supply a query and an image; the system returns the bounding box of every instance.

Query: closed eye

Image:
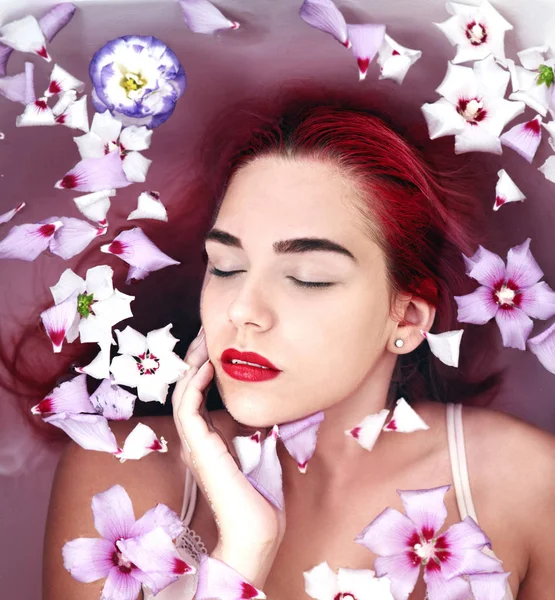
[207,267,334,289]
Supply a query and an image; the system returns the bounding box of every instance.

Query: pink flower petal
[131,504,184,540]
[0,62,35,104]
[232,430,262,475]
[464,246,506,288]
[100,227,180,283]
[55,151,131,192]
[299,0,350,49]
[45,63,84,97]
[92,484,136,542]
[43,412,121,455]
[0,201,25,225]
[345,409,389,451]
[494,306,533,350]
[383,398,430,433]
[278,410,324,473]
[117,527,195,585]
[16,98,56,127]
[398,485,449,539]
[117,423,168,463]
[0,15,50,62]
[49,216,106,259]
[127,191,168,221]
[89,377,136,420]
[31,373,94,415]
[494,169,525,211]
[40,294,78,352]
[73,189,115,223]
[518,281,555,320]
[454,285,499,325]
[246,425,284,511]
[505,237,543,289]
[372,553,421,600]
[421,329,463,368]
[423,567,471,600]
[527,321,555,374]
[346,23,386,80]
[0,44,13,77]
[101,567,142,600]
[500,116,542,163]
[0,220,62,260]
[55,94,90,132]
[196,554,266,600]
[470,572,511,600]
[62,537,114,582]
[355,507,418,556]
[178,0,240,34]
[39,3,77,42]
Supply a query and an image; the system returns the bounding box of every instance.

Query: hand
[172,327,286,588]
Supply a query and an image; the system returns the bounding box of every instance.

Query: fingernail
[197,325,204,337]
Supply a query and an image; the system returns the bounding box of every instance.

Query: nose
[227,272,275,333]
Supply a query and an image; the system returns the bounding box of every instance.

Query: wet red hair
[0,81,503,442]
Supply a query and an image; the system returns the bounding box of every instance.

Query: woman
[43,96,555,599]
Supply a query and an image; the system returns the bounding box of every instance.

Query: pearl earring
[395,339,404,348]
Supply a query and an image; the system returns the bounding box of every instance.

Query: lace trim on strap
[175,525,208,562]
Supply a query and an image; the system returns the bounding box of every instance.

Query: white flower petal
[383,398,429,432]
[421,98,466,140]
[377,34,422,84]
[136,373,170,404]
[115,326,148,356]
[89,377,136,420]
[110,353,143,388]
[56,94,90,132]
[337,567,392,599]
[146,323,179,356]
[538,155,555,183]
[92,289,135,328]
[0,15,50,61]
[494,169,525,211]
[422,329,464,367]
[178,0,240,34]
[49,217,106,260]
[75,344,112,380]
[0,202,25,225]
[303,561,339,600]
[118,423,167,462]
[73,189,115,223]
[52,89,76,116]
[119,125,152,151]
[127,191,168,221]
[50,268,86,304]
[40,296,79,352]
[454,123,503,155]
[73,130,106,160]
[16,98,56,127]
[345,409,390,451]
[232,431,262,475]
[436,62,477,105]
[90,110,123,145]
[474,55,510,99]
[122,151,152,183]
[43,413,120,453]
[517,44,552,70]
[83,265,114,301]
[45,63,85,97]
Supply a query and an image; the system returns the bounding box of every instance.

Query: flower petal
[421,329,463,368]
[398,485,449,539]
[75,344,112,380]
[538,155,555,183]
[196,554,266,600]
[39,3,78,42]
[454,286,498,325]
[518,281,555,320]
[89,377,136,420]
[119,125,152,151]
[470,572,511,600]
[91,483,136,541]
[49,216,106,260]
[100,227,180,282]
[303,561,339,600]
[421,98,466,140]
[454,123,502,155]
[299,0,350,48]
[45,63,85,97]
[346,23,386,80]
[527,321,555,374]
[423,567,471,600]
[494,169,525,211]
[354,507,418,556]
[136,374,170,404]
[90,289,135,328]
[246,425,284,511]
[16,98,56,127]
[55,94,90,132]
[377,34,422,84]
[101,567,142,600]
[0,15,50,61]
[464,246,506,287]
[494,307,534,350]
[0,201,25,225]
[178,0,240,34]
[55,151,131,192]
[127,191,168,221]
[115,325,148,356]
[336,567,392,599]
[383,398,430,433]
[500,116,542,163]
[372,553,420,600]
[62,537,114,582]
[0,220,62,260]
[122,151,152,183]
[31,374,94,416]
[0,62,35,104]
[232,431,262,475]
[436,61,478,105]
[40,294,79,353]
[73,189,115,223]
[277,410,324,473]
[110,354,143,389]
[131,504,184,540]
[43,413,120,454]
[118,423,168,462]
[49,268,85,304]
[505,238,543,288]
[345,409,389,451]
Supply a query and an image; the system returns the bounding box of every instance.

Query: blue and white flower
[89,35,186,129]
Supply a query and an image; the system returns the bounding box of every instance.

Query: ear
[389,294,436,354]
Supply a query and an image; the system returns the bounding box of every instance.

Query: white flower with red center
[454,238,555,350]
[422,56,525,154]
[304,561,393,600]
[355,486,507,600]
[435,0,513,64]
[109,324,189,403]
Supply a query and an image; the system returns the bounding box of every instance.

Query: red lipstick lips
[220,349,281,382]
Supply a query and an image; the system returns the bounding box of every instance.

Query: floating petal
[127,191,168,221]
[377,34,422,84]
[0,220,62,260]
[73,189,115,223]
[470,572,511,600]
[52,89,76,116]
[527,321,555,374]
[0,202,25,225]
[299,0,350,48]
[119,125,152,152]
[89,377,136,420]
[0,62,35,104]
[494,307,533,350]
[494,169,525,211]
[55,94,90,132]
[131,503,184,540]
[303,561,340,599]
[75,344,112,380]
[421,98,466,140]
[122,150,152,183]
[178,0,240,34]
[45,63,84,97]
[114,325,148,356]
[383,398,429,432]
[196,554,266,600]
[0,15,50,61]
[31,374,94,416]
[505,237,543,289]
[232,431,262,475]
[345,409,389,451]
[43,412,120,454]
[278,411,324,473]
[500,116,542,163]
[421,329,464,368]
[100,227,180,283]
[91,483,136,542]
[246,425,284,511]
[62,537,113,583]
[55,151,131,192]
[39,3,78,42]
[346,23,386,81]
[118,423,168,462]
[16,98,56,127]
[398,485,449,537]
[49,217,106,260]
[538,155,555,183]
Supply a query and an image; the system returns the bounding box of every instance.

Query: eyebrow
[205,228,357,263]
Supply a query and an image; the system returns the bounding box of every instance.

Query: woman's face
[200,155,400,427]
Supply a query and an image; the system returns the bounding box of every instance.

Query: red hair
[0,81,503,442]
